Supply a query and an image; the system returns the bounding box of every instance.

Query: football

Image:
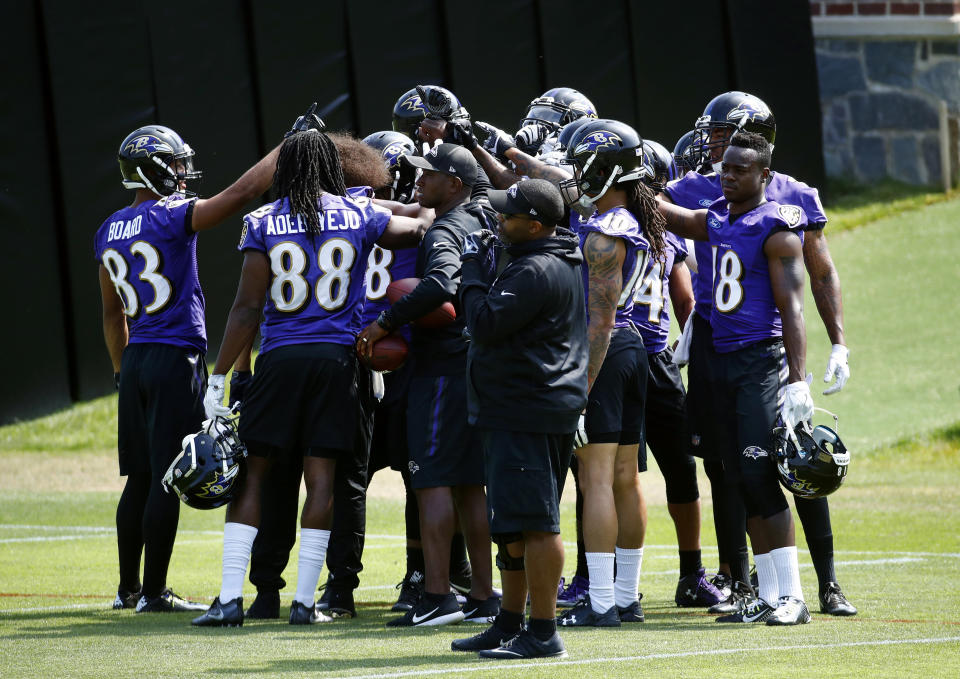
[386,277,458,328]
[358,332,408,372]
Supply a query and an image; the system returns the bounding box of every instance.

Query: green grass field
[2,192,959,677]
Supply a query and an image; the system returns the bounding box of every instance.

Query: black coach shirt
[460,228,588,434]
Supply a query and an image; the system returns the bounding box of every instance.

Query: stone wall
[811,0,960,187]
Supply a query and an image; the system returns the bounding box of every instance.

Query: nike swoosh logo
[742,606,771,622]
[499,290,515,296]
[462,608,479,618]
[411,606,439,624]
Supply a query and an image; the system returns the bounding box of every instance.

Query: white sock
[585,552,615,614]
[614,546,643,607]
[294,528,331,607]
[220,522,257,603]
[754,552,778,606]
[771,545,804,601]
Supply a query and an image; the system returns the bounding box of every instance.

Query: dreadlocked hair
[274,131,348,237]
[624,179,667,265]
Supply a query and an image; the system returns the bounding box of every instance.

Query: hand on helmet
[475,122,516,157]
[822,344,850,395]
[445,119,478,151]
[780,379,814,446]
[285,102,326,138]
[204,374,233,420]
[514,123,551,155]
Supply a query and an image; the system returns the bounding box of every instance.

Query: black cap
[401,143,478,186]
[487,179,565,226]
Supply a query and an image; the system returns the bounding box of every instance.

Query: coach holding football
[452,179,588,660]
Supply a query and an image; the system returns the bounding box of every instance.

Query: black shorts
[368,361,412,474]
[645,348,700,504]
[585,326,647,450]
[239,343,359,461]
[712,339,789,519]
[686,312,721,460]
[118,343,206,477]
[482,428,573,536]
[406,373,482,489]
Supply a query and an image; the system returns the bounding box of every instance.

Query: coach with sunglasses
[454,179,588,660]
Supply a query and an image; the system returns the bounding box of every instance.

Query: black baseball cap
[487,179,565,226]
[401,143,478,186]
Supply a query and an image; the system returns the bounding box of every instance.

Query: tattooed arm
[655,197,709,241]
[583,232,626,392]
[470,145,525,189]
[503,148,573,184]
[802,228,845,347]
[766,230,807,383]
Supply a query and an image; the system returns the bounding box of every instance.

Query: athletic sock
[754,552,778,606]
[806,534,837,588]
[678,549,702,578]
[613,547,643,607]
[528,616,557,642]
[494,608,524,633]
[771,545,803,601]
[450,532,470,576]
[294,528,331,607]
[731,546,751,588]
[585,552,615,613]
[220,522,258,603]
[406,546,425,576]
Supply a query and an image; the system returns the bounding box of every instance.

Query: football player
[664,91,855,617]
[193,128,431,627]
[96,122,283,613]
[658,131,814,625]
[554,120,667,628]
[358,144,499,628]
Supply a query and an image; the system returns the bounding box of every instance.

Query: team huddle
[95,83,854,660]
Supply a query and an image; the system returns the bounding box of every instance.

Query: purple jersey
[94,196,206,352]
[628,231,688,354]
[706,199,807,353]
[574,207,650,328]
[240,193,391,353]
[361,245,418,342]
[664,170,825,320]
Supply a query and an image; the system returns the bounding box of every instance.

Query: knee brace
[493,534,525,571]
[662,453,700,504]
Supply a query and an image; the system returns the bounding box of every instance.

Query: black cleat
[451,622,518,651]
[392,570,424,612]
[317,585,356,618]
[461,595,500,624]
[387,591,464,627]
[709,572,733,599]
[136,588,207,613]
[675,568,724,607]
[112,586,141,610]
[819,582,857,616]
[556,597,620,627]
[767,596,812,625]
[617,596,645,623]
[245,589,281,619]
[478,629,568,659]
[708,581,754,615]
[716,596,776,623]
[289,600,332,625]
[191,596,243,627]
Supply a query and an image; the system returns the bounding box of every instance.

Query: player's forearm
[804,236,846,346]
[102,311,128,373]
[586,316,615,393]
[212,306,260,376]
[504,148,571,185]
[471,146,522,189]
[656,199,708,241]
[781,310,807,383]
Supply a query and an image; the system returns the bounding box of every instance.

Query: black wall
[0,0,824,424]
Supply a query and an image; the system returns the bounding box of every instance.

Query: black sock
[573,464,588,578]
[495,608,524,633]
[406,547,425,575]
[730,547,750,587]
[807,534,837,588]
[116,473,149,592]
[450,533,470,575]
[678,549,702,578]
[795,496,836,589]
[423,590,448,606]
[528,617,557,641]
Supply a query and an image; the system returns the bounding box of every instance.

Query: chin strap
[577,163,622,209]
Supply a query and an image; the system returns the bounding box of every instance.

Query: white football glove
[822,344,850,395]
[573,413,588,450]
[204,374,233,420]
[781,380,814,446]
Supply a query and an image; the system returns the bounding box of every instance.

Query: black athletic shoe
[478,629,568,660]
[136,588,207,613]
[449,566,473,595]
[708,581,753,615]
[317,585,356,618]
[289,600,332,625]
[556,597,620,627]
[392,570,424,612]
[767,596,812,625]
[617,596,645,623]
[675,568,724,607]
[709,572,733,599]
[246,589,281,619]
[462,595,500,624]
[113,586,140,610]
[191,596,243,627]
[819,582,857,616]
[716,596,776,623]
[387,591,464,627]
[451,623,517,651]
